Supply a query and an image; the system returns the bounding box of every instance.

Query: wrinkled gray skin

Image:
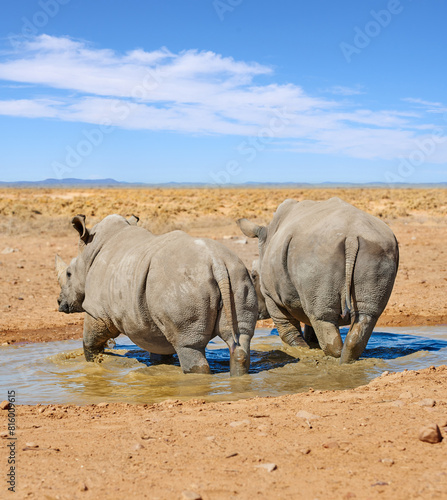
[56,214,257,376]
[238,197,399,363]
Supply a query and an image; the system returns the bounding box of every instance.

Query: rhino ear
[127,215,139,226]
[237,218,264,239]
[72,214,89,243]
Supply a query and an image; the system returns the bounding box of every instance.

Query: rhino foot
[83,343,105,362]
[230,345,250,377]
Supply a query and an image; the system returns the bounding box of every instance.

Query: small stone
[1,247,18,254]
[181,491,202,500]
[234,238,248,245]
[229,419,250,427]
[419,424,443,444]
[418,398,436,407]
[300,448,311,455]
[133,443,144,451]
[38,407,46,413]
[256,463,277,472]
[2,342,10,346]
[380,458,394,466]
[381,371,390,377]
[24,442,39,449]
[0,431,8,438]
[296,410,321,420]
[0,400,10,410]
[438,419,447,428]
[323,441,340,449]
[79,482,88,491]
[97,402,108,407]
[391,400,405,407]
[140,434,154,440]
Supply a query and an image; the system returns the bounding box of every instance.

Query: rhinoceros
[237,197,399,363]
[55,214,257,376]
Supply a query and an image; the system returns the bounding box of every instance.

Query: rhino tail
[343,236,359,317]
[213,260,238,346]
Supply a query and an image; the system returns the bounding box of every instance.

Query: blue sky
[0,0,446,184]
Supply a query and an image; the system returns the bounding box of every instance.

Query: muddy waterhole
[2,327,447,405]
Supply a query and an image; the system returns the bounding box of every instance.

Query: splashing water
[2,326,446,405]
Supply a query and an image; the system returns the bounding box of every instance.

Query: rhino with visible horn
[237,197,399,363]
[56,214,257,376]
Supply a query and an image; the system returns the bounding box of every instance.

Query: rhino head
[55,214,92,314]
[236,219,270,320]
[55,213,140,314]
[55,254,85,314]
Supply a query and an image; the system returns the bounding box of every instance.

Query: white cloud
[0,35,446,163]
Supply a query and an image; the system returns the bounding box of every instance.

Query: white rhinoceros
[56,214,257,376]
[237,197,399,363]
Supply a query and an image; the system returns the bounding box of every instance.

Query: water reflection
[2,327,446,405]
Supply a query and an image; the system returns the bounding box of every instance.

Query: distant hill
[0,178,446,189]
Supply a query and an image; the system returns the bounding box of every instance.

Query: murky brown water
[2,327,447,405]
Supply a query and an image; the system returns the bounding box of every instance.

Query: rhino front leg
[175,345,211,375]
[83,313,117,362]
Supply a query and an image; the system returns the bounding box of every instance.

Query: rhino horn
[55,254,68,286]
[72,214,90,243]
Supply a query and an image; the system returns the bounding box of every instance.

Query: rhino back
[262,197,398,322]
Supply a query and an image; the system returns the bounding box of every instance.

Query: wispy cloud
[403,97,447,114]
[324,85,365,96]
[0,35,445,162]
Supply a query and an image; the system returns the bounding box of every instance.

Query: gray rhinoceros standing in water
[55,214,258,376]
[237,197,399,363]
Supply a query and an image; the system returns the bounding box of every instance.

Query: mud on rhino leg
[340,313,376,364]
[265,296,308,348]
[83,313,118,362]
[310,319,343,358]
[175,346,211,375]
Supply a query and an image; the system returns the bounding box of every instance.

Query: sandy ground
[1,188,446,499]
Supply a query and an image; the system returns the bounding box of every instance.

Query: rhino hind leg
[175,345,211,375]
[223,332,251,377]
[310,319,343,358]
[340,313,376,363]
[265,297,308,348]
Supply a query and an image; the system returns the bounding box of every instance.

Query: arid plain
[1,187,447,499]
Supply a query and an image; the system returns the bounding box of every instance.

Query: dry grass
[1,187,446,236]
